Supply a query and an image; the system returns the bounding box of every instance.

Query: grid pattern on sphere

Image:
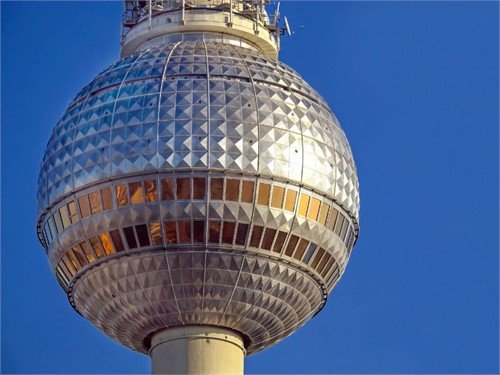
[37,41,359,222]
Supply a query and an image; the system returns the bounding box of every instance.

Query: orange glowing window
[136,224,151,247]
[144,180,158,202]
[149,222,163,245]
[261,228,277,250]
[222,222,236,244]
[178,220,191,243]
[71,245,88,267]
[293,239,309,261]
[285,235,299,257]
[257,183,271,205]
[235,223,249,245]
[297,194,310,217]
[161,179,175,200]
[307,198,321,221]
[326,209,338,231]
[59,206,71,229]
[177,178,191,200]
[110,230,125,252]
[67,201,79,224]
[271,186,285,209]
[193,220,205,243]
[273,231,287,253]
[241,181,255,203]
[129,182,144,204]
[318,203,330,225]
[193,178,206,199]
[67,249,82,270]
[123,227,138,249]
[284,190,297,212]
[164,221,177,244]
[80,241,95,263]
[115,185,129,207]
[89,191,102,214]
[101,188,113,210]
[208,220,221,243]
[99,233,115,255]
[225,179,240,201]
[210,178,224,200]
[249,226,264,248]
[78,195,91,218]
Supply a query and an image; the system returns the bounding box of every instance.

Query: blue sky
[1,1,498,374]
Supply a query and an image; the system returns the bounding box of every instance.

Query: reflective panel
[178,220,191,243]
[61,255,76,276]
[60,206,71,229]
[222,222,236,244]
[54,212,63,233]
[235,223,249,245]
[298,193,310,217]
[225,179,240,201]
[99,232,116,255]
[145,180,158,202]
[136,224,151,247]
[193,178,206,199]
[334,214,345,235]
[257,183,270,205]
[71,245,89,267]
[285,235,299,257]
[193,220,205,242]
[101,188,114,210]
[284,189,297,212]
[241,180,255,203]
[116,185,129,207]
[67,249,82,270]
[293,239,309,261]
[311,248,325,269]
[78,196,91,219]
[89,191,102,214]
[318,203,330,225]
[129,182,144,204]
[208,220,221,243]
[273,231,287,253]
[67,201,78,224]
[110,230,125,252]
[303,243,317,264]
[308,198,321,221]
[165,221,177,244]
[161,179,175,200]
[250,225,264,248]
[177,178,191,200]
[80,241,95,263]
[210,178,223,200]
[271,186,285,209]
[326,209,338,231]
[123,226,138,249]
[261,228,276,250]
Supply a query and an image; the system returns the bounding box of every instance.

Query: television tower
[36,1,360,373]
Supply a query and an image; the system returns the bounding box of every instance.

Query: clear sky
[1,1,498,374]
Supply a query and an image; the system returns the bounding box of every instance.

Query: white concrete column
[150,326,245,375]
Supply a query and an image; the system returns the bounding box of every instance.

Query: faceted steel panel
[37,41,360,355]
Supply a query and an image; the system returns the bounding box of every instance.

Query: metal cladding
[36,36,359,354]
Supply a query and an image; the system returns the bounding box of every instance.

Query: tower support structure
[150,326,245,375]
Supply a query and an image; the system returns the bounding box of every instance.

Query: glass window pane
[271,186,285,209]
[326,209,338,231]
[257,183,271,205]
[89,236,105,258]
[235,223,249,245]
[210,178,224,200]
[261,228,276,250]
[110,230,125,252]
[311,248,325,269]
[149,222,163,245]
[71,245,88,266]
[145,180,158,202]
[67,201,79,224]
[221,222,235,244]
[80,241,96,262]
[123,227,138,249]
[58,260,74,280]
[320,257,335,278]
[101,188,113,210]
[225,179,240,201]
[293,239,309,261]
[53,212,63,234]
[298,193,310,217]
[241,180,255,203]
[89,191,102,214]
[193,178,206,199]
[177,178,191,199]
[318,203,330,225]
[285,235,299,256]
[303,243,317,264]
[249,225,264,248]
[208,220,221,243]
[161,179,175,200]
[116,185,129,207]
[67,249,82,270]
[317,252,331,274]
[99,232,115,255]
[78,195,91,218]
[59,206,71,229]
[272,231,287,253]
[61,255,77,276]
[334,215,345,235]
[308,198,321,221]
[284,189,297,212]
[178,220,191,243]
[136,224,151,247]
[129,182,144,204]
[193,220,205,242]
[56,266,70,286]
[164,221,177,244]
[340,219,349,241]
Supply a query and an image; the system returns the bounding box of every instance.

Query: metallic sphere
[36,41,359,354]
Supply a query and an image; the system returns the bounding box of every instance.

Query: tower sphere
[36,2,359,359]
